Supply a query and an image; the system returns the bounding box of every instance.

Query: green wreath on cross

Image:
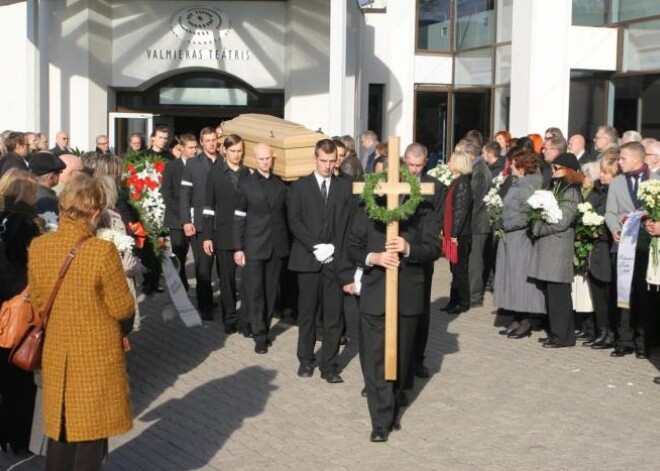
[361,167,423,224]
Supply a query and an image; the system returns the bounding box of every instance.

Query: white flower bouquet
[40,211,59,232]
[97,228,136,254]
[526,190,563,224]
[483,188,504,239]
[638,180,660,284]
[427,163,453,188]
[573,202,605,271]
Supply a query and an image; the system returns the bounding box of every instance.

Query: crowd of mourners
[0,120,659,466]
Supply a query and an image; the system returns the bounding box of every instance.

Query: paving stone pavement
[3,258,660,470]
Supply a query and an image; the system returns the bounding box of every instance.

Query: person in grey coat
[529,153,582,348]
[494,152,546,338]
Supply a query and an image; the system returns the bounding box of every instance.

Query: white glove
[313,243,335,263]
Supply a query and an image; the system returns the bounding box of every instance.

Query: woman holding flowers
[494,152,546,338]
[441,151,473,315]
[579,152,619,349]
[528,153,582,348]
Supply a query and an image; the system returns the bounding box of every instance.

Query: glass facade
[617,0,660,23]
[417,0,451,52]
[573,0,660,26]
[455,47,493,86]
[455,0,495,50]
[623,19,660,72]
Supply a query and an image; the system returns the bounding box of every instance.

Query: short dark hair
[179,133,197,146]
[332,138,346,151]
[151,125,169,138]
[315,139,337,156]
[223,134,243,150]
[5,132,26,152]
[483,140,501,156]
[464,129,483,147]
[199,127,215,140]
[511,151,540,175]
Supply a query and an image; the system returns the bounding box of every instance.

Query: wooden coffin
[222,114,327,181]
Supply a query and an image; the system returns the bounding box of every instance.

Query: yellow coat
[28,217,135,442]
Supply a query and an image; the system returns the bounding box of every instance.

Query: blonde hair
[0,168,38,204]
[59,172,107,223]
[450,151,473,176]
[99,175,118,208]
[600,148,620,178]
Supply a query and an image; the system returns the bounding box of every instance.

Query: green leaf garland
[360,167,423,224]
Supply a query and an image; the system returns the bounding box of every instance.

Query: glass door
[108,112,154,156]
[415,89,449,171]
[452,90,491,145]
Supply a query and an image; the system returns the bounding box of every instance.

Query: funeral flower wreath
[361,167,423,224]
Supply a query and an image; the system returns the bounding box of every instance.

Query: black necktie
[321,179,328,202]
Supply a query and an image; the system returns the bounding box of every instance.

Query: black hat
[552,152,579,171]
[29,152,66,177]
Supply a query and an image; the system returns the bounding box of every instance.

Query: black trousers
[412,264,433,371]
[587,276,610,333]
[545,281,575,346]
[0,348,36,451]
[169,228,190,290]
[215,249,240,327]
[189,233,214,313]
[245,255,284,339]
[359,312,418,430]
[468,233,488,304]
[449,235,471,309]
[296,267,343,372]
[617,250,654,351]
[46,438,107,471]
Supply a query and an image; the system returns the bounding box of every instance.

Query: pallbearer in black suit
[180,127,221,319]
[203,135,250,334]
[162,134,196,290]
[287,139,353,383]
[348,190,441,442]
[233,144,289,354]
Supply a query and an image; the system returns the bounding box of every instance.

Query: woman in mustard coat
[28,172,135,470]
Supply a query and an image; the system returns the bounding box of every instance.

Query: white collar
[314,172,330,188]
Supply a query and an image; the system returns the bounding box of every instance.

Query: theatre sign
[112,1,286,88]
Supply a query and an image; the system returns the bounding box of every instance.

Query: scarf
[442,181,458,264]
[624,164,650,209]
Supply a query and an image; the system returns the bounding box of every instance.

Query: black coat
[233,171,289,259]
[202,161,250,249]
[471,157,492,234]
[586,182,612,283]
[286,173,352,275]
[162,158,185,229]
[0,152,28,179]
[347,202,440,317]
[421,173,445,232]
[0,199,41,303]
[445,175,472,238]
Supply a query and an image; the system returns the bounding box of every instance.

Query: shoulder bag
[10,236,90,371]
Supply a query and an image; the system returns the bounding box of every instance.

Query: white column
[329,0,347,136]
[509,0,572,136]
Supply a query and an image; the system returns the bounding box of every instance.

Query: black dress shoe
[574,330,591,340]
[542,341,574,348]
[240,324,254,338]
[370,427,389,442]
[414,364,430,378]
[653,377,660,385]
[537,336,550,343]
[499,324,518,336]
[610,346,634,357]
[441,302,457,312]
[635,350,648,359]
[508,329,531,339]
[321,370,344,384]
[254,340,268,354]
[446,304,468,315]
[297,363,314,378]
[224,324,238,335]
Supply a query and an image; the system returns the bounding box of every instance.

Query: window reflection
[455,47,493,86]
[455,0,494,50]
[572,0,609,26]
[623,19,660,72]
[417,0,451,52]
[617,0,660,22]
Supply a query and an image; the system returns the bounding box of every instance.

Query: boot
[583,328,605,347]
[591,329,615,349]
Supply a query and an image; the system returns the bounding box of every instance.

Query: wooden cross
[352,136,435,380]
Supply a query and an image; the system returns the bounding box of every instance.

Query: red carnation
[154,161,165,173]
[127,164,136,174]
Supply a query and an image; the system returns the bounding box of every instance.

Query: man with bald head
[52,153,84,195]
[49,131,71,157]
[233,144,289,354]
[645,140,660,176]
[568,134,596,165]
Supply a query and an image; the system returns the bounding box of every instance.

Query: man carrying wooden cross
[348,137,440,442]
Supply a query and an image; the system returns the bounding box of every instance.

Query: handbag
[0,287,36,349]
[9,236,90,371]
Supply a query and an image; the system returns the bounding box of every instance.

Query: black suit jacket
[347,202,440,317]
[179,153,217,231]
[287,173,352,274]
[233,172,289,259]
[202,161,250,249]
[162,158,185,229]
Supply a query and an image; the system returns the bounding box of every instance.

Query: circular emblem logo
[170,6,232,45]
